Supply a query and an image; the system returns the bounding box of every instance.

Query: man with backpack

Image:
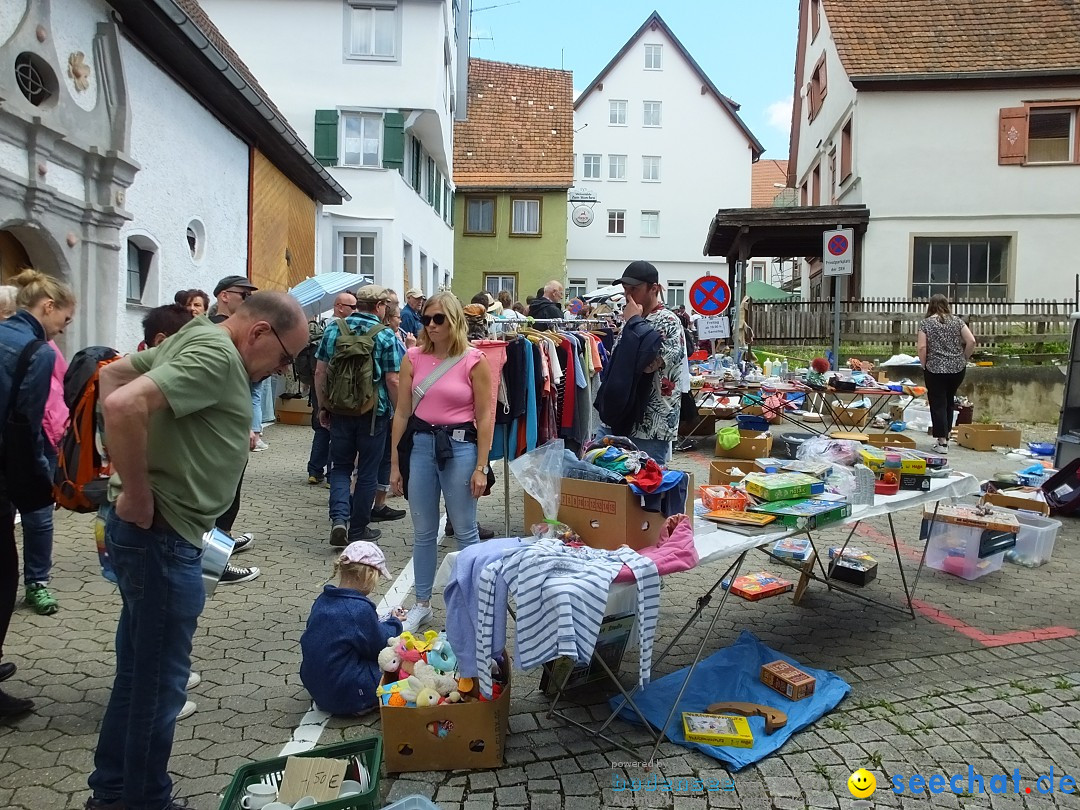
[299,291,356,486]
[315,284,401,546]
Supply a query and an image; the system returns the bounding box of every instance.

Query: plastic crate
[735,413,770,432]
[921,519,1015,581]
[381,798,441,810]
[1005,513,1061,568]
[218,737,382,810]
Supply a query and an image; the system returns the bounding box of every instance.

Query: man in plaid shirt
[315,284,402,546]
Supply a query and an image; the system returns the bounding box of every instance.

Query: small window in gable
[807,54,827,121]
[810,0,821,41]
[840,118,853,181]
[347,1,397,60]
[644,44,662,70]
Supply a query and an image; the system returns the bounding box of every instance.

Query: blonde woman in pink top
[390,292,493,632]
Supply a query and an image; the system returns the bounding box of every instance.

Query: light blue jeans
[593,424,672,466]
[409,432,480,602]
[250,383,263,433]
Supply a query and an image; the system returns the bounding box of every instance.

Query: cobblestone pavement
[1,421,1078,810]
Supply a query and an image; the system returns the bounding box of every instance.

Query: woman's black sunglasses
[420,313,447,326]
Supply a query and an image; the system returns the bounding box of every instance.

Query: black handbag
[1,339,54,512]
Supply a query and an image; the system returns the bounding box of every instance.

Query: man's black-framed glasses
[268,324,294,367]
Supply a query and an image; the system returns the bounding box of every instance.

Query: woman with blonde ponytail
[0,268,76,716]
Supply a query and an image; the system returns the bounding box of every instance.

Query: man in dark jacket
[527,280,564,328]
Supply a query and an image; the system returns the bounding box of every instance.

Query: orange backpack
[53,347,119,512]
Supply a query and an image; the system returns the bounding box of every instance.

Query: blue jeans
[89,507,205,810]
[409,432,479,601]
[250,384,263,433]
[307,389,330,479]
[593,424,672,466]
[329,413,389,539]
[21,450,57,585]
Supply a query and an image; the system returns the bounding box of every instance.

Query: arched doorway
[0,231,31,283]
[0,224,67,285]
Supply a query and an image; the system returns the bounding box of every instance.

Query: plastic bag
[904,400,932,432]
[825,464,856,497]
[509,439,578,540]
[796,436,861,466]
[717,426,741,451]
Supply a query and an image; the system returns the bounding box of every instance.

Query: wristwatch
[476,464,491,475]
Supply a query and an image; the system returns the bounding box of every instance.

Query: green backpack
[325,318,389,422]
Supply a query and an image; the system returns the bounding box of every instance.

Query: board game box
[749,498,852,529]
[721,571,793,601]
[772,537,813,561]
[681,713,755,747]
[743,472,826,502]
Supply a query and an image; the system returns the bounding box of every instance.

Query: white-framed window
[566,279,588,301]
[643,101,662,127]
[644,43,663,70]
[126,239,154,303]
[912,236,1009,299]
[609,99,627,126]
[608,154,626,180]
[341,232,376,276]
[485,274,516,301]
[640,211,659,237]
[751,262,766,283]
[347,1,397,59]
[1029,108,1076,163]
[642,155,661,182]
[340,112,381,167]
[668,280,685,308]
[582,153,601,180]
[510,198,541,235]
[607,210,625,235]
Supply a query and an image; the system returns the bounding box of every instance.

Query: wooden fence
[747,297,1074,357]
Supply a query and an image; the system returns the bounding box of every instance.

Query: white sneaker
[402,604,433,633]
[252,439,270,452]
[186,671,201,690]
[177,700,196,720]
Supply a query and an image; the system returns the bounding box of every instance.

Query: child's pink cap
[339,541,391,577]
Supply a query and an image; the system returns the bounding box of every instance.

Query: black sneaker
[84,797,125,810]
[0,688,34,717]
[478,524,495,540]
[0,662,14,683]
[330,524,348,547]
[231,533,254,554]
[218,564,260,584]
[444,520,454,537]
[355,527,382,542]
[371,505,406,522]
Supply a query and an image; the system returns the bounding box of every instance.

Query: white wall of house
[116,37,249,352]
[567,25,757,300]
[794,5,1080,301]
[201,0,459,296]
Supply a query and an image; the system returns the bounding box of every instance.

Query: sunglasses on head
[420,313,447,327]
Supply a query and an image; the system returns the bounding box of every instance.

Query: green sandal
[25,583,59,616]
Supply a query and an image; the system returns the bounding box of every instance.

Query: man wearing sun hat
[401,288,424,337]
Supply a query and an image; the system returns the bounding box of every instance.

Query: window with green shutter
[314,109,339,166]
[382,112,405,173]
[426,157,435,205]
[410,137,422,191]
[433,171,442,214]
[449,190,455,226]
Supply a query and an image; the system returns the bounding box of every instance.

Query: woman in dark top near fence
[917,295,976,452]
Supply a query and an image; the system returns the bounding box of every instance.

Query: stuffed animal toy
[415,687,441,708]
[427,635,457,674]
[377,647,401,676]
[412,661,457,697]
[393,640,423,679]
[396,629,439,653]
[376,678,411,707]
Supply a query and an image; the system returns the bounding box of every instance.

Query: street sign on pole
[689,276,732,317]
[822,228,854,277]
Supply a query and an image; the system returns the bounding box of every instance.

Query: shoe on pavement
[478,524,495,540]
[0,662,14,683]
[356,527,381,542]
[443,520,454,537]
[0,688,34,717]
[25,583,59,615]
[177,700,196,721]
[186,671,201,690]
[230,532,254,554]
[401,604,433,633]
[935,442,949,454]
[252,438,270,452]
[308,475,325,485]
[371,505,406,522]
[330,524,348,547]
[219,564,260,584]
[84,798,126,810]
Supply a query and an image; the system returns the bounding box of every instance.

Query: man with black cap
[210,276,259,324]
[603,260,687,464]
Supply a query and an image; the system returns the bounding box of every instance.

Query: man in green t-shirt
[86,292,307,810]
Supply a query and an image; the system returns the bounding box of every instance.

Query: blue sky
[468,0,800,158]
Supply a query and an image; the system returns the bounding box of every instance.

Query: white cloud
[766,97,793,132]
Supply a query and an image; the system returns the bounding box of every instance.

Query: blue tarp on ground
[611,629,851,770]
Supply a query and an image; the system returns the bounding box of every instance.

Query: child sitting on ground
[300,541,407,715]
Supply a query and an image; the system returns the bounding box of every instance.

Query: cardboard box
[709,459,753,486]
[981,490,1051,517]
[859,447,927,475]
[827,547,879,586]
[749,498,852,530]
[380,656,511,773]
[924,504,1020,533]
[523,474,693,551]
[834,407,869,429]
[744,472,825,502]
[681,713,754,747]
[956,424,1022,451]
[716,430,773,460]
[865,433,916,449]
[760,660,816,701]
[275,396,312,426]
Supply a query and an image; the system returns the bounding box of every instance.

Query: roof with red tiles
[453,58,574,189]
[823,0,1080,79]
[751,160,789,207]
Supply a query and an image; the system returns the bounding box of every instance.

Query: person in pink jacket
[0,287,67,615]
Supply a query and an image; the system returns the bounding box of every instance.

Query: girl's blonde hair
[0,285,17,319]
[331,559,380,594]
[10,268,75,311]
[417,291,468,357]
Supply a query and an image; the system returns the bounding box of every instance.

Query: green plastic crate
[218,736,382,810]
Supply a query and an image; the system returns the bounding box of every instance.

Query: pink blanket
[614,514,698,583]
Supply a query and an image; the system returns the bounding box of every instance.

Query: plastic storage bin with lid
[1005,512,1061,568]
[920,516,1016,581]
